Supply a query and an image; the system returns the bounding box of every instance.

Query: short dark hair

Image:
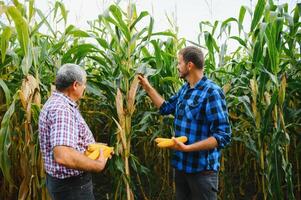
[179,46,204,69]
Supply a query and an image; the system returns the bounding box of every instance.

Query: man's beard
[179,68,189,79]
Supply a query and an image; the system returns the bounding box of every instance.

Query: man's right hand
[95,149,108,172]
[137,74,165,108]
[53,146,109,173]
[138,74,151,91]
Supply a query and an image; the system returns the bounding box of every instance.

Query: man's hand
[170,137,219,152]
[95,149,108,172]
[170,137,190,152]
[53,146,109,173]
[138,74,151,91]
[137,74,165,108]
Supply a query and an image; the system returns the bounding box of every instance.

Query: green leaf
[1,26,12,63]
[0,92,18,186]
[29,0,35,22]
[293,3,301,23]
[229,36,247,47]
[33,9,56,37]
[147,17,154,40]
[262,67,278,85]
[109,5,130,41]
[252,38,263,66]
[238,6,246,34]
[251,0,266,31]
[54,1,68,25]
[204,32,218,67]
[86,82,106,99]
[88,55,108,68]
[237,95,254,120]
[159,76,182,85]
[211,21,219,36]
[20,44,33,75]
[0,4,7,16]
[152,31,176,37]
[95,38,109,49]
[0,79,11,105]
[68,29,90,37]
[7,6,30,55]
[264,24,279,73]
[130,11,148,30]
[62,44,98,64]
[220,17,237,36]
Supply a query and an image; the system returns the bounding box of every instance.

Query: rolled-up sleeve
[159,94,178,115]
[206,89,231,149]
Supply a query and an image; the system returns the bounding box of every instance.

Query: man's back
[39,91,95,179]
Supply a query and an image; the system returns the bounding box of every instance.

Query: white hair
[55,63,86,91]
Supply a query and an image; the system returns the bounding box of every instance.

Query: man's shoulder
[41,95,72,114]
[178,82,189,92]
[204,78,223,95]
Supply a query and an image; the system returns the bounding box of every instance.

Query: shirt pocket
[185,97,204,120]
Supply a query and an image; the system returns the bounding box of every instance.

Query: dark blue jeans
[175,170,218,200]
[46,173,94,200]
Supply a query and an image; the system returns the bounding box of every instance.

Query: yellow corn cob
[85,143,114,160]
[157,136,188,148]
[103,147,114,158]
[84,150,92,156]
[87,143,109,152]
[87,149,99,160]
[154,138,170,143]
[155,136,187,144]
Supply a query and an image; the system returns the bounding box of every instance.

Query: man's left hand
[170,137,190,152]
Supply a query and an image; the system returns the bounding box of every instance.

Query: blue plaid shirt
[159,76,231,173]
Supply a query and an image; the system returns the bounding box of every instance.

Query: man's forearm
[145,85,165,108]
[54,146,106,172]
[186,137,218,152]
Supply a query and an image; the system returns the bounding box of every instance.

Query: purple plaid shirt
[38,91,95,179]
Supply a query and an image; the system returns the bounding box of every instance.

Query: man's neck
[60,89,77,102]
[187,71,204,88]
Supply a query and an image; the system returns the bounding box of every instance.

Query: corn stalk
[0,1,71,199]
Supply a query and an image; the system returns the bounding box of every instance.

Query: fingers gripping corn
[155,136,188,148]
[84,143,114,159]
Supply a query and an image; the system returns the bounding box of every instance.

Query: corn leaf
[0,92,19,185]
[251,0,266,31]
[0,79,11,105]
[7,6,30,55]
[1,26,12,63]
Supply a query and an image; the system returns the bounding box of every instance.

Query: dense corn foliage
[0,0,300,199]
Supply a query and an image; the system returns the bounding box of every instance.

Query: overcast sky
[33,0,298,43]
[1,0,298,44]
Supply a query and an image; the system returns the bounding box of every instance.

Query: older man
[39,64,107,200]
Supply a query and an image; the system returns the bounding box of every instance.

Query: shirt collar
[186,76,208,90]
[53,91,78,108]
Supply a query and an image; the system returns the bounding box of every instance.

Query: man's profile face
[74,77,87,100]
[177,54,189,79]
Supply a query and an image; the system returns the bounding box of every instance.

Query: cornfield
[0,0,300,199]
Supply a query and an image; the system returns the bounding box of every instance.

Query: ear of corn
[154,138,171,143]
[87,143,109,151]
[155,136,188,148]
[85,143,114,159]
[87,149,100,160]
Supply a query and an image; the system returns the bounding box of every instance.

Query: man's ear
[71,81,77,90]
[187,61,194,70]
